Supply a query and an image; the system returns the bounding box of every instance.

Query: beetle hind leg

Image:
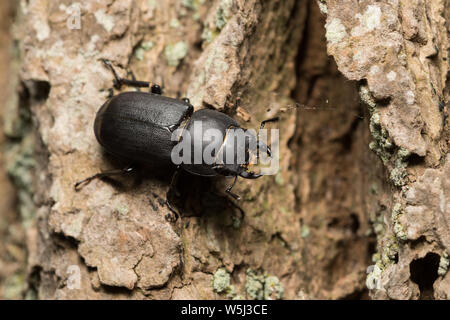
[165,200,179,223]
[164,167,181,223]
[74,166,135,191]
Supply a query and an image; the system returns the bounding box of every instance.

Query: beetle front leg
[101,59,163,94]
[127,69,140,92]
[225,175,240,200]
[259,117,280,130]
[74,166,135,190]
[212,165,242,201]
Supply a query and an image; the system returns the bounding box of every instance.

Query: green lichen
[370,183,378,195]
[378,238,399,266]
[301,225,310,238]
[134,49,145,61]
[392,203,408,241]
[362,86,412,188]
[141,41,154,51]
[325,18,347,44]
[115,204,129,216]
[147,0,157,9]
[245,269,265,300]
[397,148,411,159]
[264,276,284,300]
[368,112,394,165]
[363,87,393,164]
[317,0,328,14]
[212,268,231,293]
[390,167,407,187]
[366,264,382,290]
[361,84,412,188]
[182,0,205,19]
[245,269,284,300]
[438,252,449,276]
[225,285,238,299]
[170,18,180,29]
[372,252,380,263]
[359,85,377,113]
[201,27,219,44]
[200,0,233,44]
[275,172,284,186]
[390,148,410,187]
[3,274,26,299]
[164,41,189,67]
[135,41,154,61]
[367,241,398,291]
[215,0,233,30]
[182,0,195,9]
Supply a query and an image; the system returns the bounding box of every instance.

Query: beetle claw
[165,199,179,223]
[165,213,178,223]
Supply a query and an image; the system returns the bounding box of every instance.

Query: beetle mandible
[75,59,278,221]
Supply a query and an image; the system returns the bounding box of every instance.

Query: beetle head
[237,132,273,179]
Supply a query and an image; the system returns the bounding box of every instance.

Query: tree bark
[322,0,449,299]
[4,0,449,300]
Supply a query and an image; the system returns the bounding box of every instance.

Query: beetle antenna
[101,59,122,89]
[259,91,364,119]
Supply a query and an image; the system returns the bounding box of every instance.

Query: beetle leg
[211,189,245,222]
[127,69,140,92]
[107,88,114,99]
[225,175,240,200]
[165,167,181,223]
[256,116,279,159]
[239,170,263,179]
[74,166,134,190]
[259,117,279,130]
[101,59,162,93]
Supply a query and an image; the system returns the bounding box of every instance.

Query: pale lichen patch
[165,42,189,67]
[351,5,382,36]
[34,19,50,41]
[387,71,397,81]
[94,9,115,32]
[317,0,328,15]
[438,253,449,276]
[212,268,231,293]
[245,269,284,300]
[325,18,347,44]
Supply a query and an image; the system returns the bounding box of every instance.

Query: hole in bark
[349,213,360,234]
[24,79,51,102]
[28,265,42,298]
[410,235,427,249]
[407,153,425,167]
[410,252,440,300]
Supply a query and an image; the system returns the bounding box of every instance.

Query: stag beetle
[75,59,278,221]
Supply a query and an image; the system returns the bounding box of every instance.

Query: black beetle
[75,60,278,221]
